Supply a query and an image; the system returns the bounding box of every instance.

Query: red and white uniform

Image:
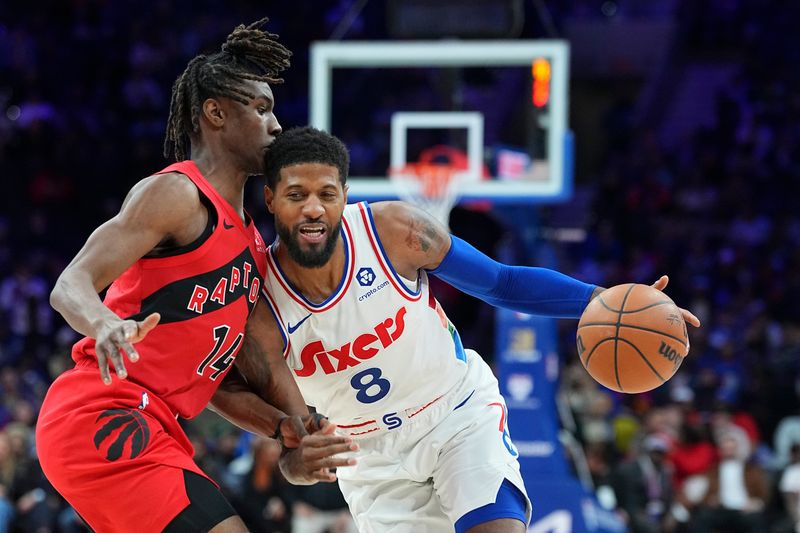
[263,202,530,531]
[263,202,468,433]
[37,161,267,532]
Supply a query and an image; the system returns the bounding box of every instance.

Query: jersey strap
[356,202,422,302]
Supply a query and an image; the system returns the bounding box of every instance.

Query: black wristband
[311,412,327,431]
[270,416,289,444]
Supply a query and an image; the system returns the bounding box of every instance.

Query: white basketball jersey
[262,202,468,430]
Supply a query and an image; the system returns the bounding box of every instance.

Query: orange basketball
[576,283,689,393]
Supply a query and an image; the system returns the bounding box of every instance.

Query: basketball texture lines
[577,284,689,393]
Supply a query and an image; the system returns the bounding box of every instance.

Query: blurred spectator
[692,428,769,533]
[708,401,761,450]
[291,481,356,533]
[775,411,800,470]
[778,443,800,533]
[0,431,15,533]
[670,419,717,490]
[0,425,60,533]
[231,437,292,533]
[669,419,717,530]
[586,441,618,511]
[611,433,676,533]
[0,262,52,366]
[778,442,800,533]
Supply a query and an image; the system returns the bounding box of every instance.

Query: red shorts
[36,368,212,532]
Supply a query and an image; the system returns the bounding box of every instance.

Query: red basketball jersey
[71,160,268,419]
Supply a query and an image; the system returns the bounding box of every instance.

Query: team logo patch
[506,373,534,402]
[357,267,376,287]
[138,392,149,410]
[93,409,151,461]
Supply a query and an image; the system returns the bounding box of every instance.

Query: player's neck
[191,147,248,219]
[275,238,347,304]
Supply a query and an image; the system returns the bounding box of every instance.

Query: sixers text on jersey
[295,306,407,377]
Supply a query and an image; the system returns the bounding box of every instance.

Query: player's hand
[278,413,329,449]
[279,420,358,485]
[651,275,701,327]
[95,312,160,385]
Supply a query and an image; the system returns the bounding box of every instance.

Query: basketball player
[36,22,355,533]
[258,127,700,532]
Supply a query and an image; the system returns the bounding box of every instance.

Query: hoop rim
[388,162,464,200]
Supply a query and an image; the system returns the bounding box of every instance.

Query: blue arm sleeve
[428,236,597,319]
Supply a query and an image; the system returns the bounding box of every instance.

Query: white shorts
[336,350,532,532]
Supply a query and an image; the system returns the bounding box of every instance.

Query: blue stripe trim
[455,479,528,532]
[260,290,287,352]
[362,202,421,297]
[453,390,475,411]
[453,329,467,362]
[268,225,351,308]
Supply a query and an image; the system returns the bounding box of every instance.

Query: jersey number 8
[350,367,390,404]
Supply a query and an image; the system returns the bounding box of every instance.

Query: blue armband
[428,236,596,319]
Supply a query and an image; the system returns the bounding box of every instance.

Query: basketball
[576,283,689,393]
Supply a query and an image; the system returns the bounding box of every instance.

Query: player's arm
[372,201,700,326]
[371,200,596,318]
[209,300,357,484]
[209,299,307,439]
[49,173,200,383]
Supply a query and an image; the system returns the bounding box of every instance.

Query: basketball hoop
[389,162,462,229]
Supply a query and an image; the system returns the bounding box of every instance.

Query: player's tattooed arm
[209,362,290,441]
[209,300,358,484]
[371,201,452,279]
[209,300,309,443]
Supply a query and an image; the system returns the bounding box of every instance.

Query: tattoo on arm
[404,210,446,254]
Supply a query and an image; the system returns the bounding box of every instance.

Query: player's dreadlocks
[163,18,291,161]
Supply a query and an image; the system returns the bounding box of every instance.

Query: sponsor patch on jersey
[358,280,389,302]
[356,267,376,287]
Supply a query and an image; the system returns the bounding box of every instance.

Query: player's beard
[275,218,342,269]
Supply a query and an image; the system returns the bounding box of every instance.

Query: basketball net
[389,162,462,229]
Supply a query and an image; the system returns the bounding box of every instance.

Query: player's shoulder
[366,200,451,270]
[367,200,415,229]
[368,200,446,238]
[135,170,197,197]
[120,171,202,221]
[128,171,198,203]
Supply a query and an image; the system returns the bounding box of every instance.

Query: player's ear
[201,98,225,128]
[264,185,275,213]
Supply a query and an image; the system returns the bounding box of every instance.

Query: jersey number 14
[197,325,244,381]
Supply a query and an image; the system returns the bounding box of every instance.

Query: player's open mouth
[298,224,326,244]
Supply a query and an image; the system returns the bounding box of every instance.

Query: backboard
[310,40,572,205]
